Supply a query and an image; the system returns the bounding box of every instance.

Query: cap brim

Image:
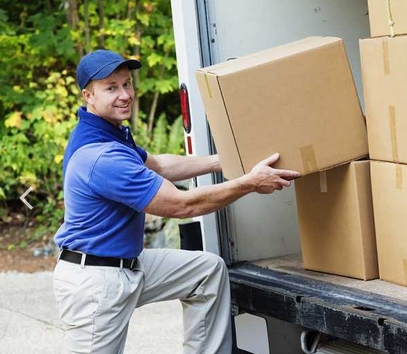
[124,59,142,70]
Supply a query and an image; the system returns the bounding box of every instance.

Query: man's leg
[137,248,232,354]
[53,259,144,354]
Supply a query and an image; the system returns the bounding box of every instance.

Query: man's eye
[107,86,116,91]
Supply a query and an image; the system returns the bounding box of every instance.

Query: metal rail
[229,263,407,354]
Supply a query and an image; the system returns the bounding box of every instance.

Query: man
[53,49,300,354]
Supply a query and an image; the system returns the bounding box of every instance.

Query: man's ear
[82,89,93,104]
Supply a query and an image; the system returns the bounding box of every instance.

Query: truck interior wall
[203,0,370,262]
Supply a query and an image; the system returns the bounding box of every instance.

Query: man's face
[82,66,135,127]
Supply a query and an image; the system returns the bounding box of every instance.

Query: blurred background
[0,0,184,270]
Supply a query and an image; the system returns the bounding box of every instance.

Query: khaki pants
[53,249,232,354]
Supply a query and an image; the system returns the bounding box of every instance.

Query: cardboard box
[295,161,378,280]
[367,0,407,37]
[196,36,368,180]
[370,161,407,286]
[360,36,407,164]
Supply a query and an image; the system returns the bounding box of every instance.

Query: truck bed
[229,254,407,354]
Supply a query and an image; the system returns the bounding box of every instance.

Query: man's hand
[144,152,300,219]
[248,153,301,194]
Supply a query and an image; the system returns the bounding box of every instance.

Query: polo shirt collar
[78,106,130,142]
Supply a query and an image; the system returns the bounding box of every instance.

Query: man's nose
[118,87,131,99]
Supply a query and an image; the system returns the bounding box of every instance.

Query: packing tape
[300,145,318,174]
[389,105,399,163]
[386,0,396,37]
[396,164,403,190]
[319,171,328,193]
[204,73,213,99]
[382,39,390,76]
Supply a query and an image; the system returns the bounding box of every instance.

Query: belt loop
[80,253,86,269]
[120,259,124,271]
[57,249,63,262]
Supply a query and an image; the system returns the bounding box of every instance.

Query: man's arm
[145,153,221,182]
[144,153,300,218]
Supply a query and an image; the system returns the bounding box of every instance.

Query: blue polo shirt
[54,107,163,259]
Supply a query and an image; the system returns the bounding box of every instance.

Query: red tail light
[179,83,191,134]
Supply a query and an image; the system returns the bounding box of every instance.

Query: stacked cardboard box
[196,36,379,280]
[360,0,407,286]
[295,161,378,280]
[367,0,407,37]
[195,36,368,181]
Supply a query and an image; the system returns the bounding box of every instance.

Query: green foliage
[150,114,184,155]
[1,68,79,232]
[0,0,183,246]
[133,115,184,155]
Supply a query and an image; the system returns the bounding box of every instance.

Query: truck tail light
[179,83,191,134]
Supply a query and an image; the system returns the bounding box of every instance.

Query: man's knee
[199,251,228,275]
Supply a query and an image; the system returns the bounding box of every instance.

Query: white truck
[170,1,407,353]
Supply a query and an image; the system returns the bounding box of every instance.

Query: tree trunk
[98,0,105,48]
[66,0,79,27]
[45,0,52,13]
[130,0,142,133]
[147,54,168,133]
[147,91,160,133]
[66,0,83,57]
[84,0,91,53]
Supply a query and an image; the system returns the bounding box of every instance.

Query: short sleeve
[88,144,163,211]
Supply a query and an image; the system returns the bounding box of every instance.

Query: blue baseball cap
[76,49,142,90]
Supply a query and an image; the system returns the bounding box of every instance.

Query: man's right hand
[248,153,301,194]
[144,152,301,219]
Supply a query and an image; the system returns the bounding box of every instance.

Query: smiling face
[82,65,134,127]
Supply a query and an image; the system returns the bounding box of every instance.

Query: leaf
[0,187,6,200]
[157,79,177,94]
[128,35,141,46]
[54,154,63,164]
[167,116,184,154]
[42,106,58,124]
[151,114,168,154]
[137,13,150,26]
[5,111,23,128]
[7,244,16,251]
[55,85,68,98]
[19,172,37,184]
[146,53,162,67]
[14,133,30,144]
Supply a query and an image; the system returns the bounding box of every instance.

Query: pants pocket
[53,261,106,325]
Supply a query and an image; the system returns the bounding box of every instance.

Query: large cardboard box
[370,161,407,286]
[360,36,407,164]
[367,0,407,37]
[295,161,378,280]
[196,36,368,180]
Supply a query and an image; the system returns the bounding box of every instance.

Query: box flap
[195,71,244,179]
[353,161,378,280]
[199,37,340,77]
